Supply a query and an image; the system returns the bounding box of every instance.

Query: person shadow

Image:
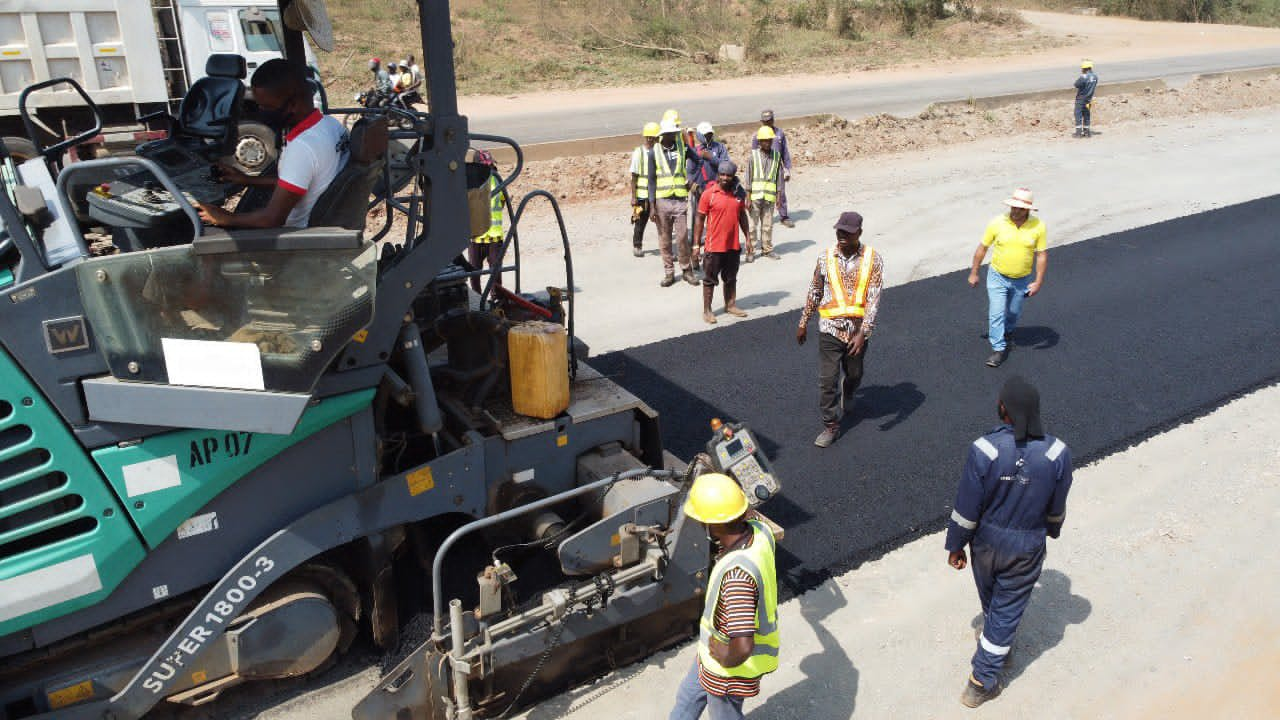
[969,568,1091,687]
[846,381,926,431]
[768,238,816,257]
[749,578,858,719]
[980,326,1060,350]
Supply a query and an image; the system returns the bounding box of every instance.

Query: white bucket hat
[1004,187,1037,210]
[696,121,714,136]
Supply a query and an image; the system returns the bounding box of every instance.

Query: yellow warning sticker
[610,533,620,546]
[47,680,95,709]
[352,329,369,343]
[407,467,435,496]
[191,670,208,684]
[556,435,568,447]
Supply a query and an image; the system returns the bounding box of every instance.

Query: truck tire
[2,136,39,163]
[230,122,278,176]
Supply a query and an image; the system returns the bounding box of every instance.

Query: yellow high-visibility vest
[655,145,688,199]
[472,175,504,244]
[750,149,780,202]
[696,519,779,680]
[818,245,876,319]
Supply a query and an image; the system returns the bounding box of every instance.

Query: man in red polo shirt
[198,59,349,229]
[692,161,751,325]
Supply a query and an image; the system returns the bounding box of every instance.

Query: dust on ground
[510,72,1280,207]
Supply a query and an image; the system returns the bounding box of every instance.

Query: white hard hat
[659,119,680,134]
[696,121,714,136]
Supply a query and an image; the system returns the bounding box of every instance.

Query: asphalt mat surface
[590,195,1280,598]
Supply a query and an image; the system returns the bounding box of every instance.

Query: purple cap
[834,211,863,233]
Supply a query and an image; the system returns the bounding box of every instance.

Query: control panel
[705,419,780,507]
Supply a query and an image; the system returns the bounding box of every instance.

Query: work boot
[703,285,717,324]
[660,274,676,287]
[960,676,1000,708]
[633,246,644,258]
[682,269,698,286]
[1072,129,1083,138]
[723,284,748,317]
[814,425,839,448]
[1083,128,1092,138]
[781,217,796,228]
[985,349,1009,368]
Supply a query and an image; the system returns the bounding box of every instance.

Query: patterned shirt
[699,535,761,698]
[798,244,884,344]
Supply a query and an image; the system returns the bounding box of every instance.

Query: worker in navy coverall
[945,376,1073,708]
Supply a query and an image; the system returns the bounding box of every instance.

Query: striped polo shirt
[698,536,761,697]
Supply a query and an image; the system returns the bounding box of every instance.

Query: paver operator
[692,161,751,325]
[629,122,659,258]
[967,187,1047,368]
[669,473,779,720]
[1074,60,1098,138]
[651,118,700,287]
[945,375,1073,708]
[797,211,884,449]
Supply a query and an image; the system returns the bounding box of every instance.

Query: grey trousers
[656,197,692,274]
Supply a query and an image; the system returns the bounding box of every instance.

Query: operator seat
[142,54,248,160]
[307,116,389,231]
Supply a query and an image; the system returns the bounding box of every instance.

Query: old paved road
[592,195,1280,596]
[465,48,1280,145]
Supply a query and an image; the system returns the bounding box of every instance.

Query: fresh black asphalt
[591,195,1280,597]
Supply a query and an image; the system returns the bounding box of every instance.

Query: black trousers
[632,202,651,249]
[818,332,868,427]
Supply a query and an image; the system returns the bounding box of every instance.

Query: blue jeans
[669,661,746,720]
[986,269,1033,351]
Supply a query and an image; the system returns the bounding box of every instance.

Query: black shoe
[985,349,1008,368]
[960,676,1000,708]
[660,275,676,287]
[780,218,796,228]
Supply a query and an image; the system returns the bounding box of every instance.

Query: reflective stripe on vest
[655,145,688,199]
[696,519,779,680]
[631,146,650,200]
[818,245,875,319]
[750,149,780,202]
[473,175,504,244]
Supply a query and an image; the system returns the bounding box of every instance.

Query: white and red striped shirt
[277,110,349,228]
[698,538,761,697]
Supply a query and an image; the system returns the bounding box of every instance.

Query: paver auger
[0,1,781,718]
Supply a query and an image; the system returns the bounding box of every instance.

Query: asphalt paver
[591,195,1280,597]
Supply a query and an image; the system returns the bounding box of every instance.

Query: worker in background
[967,188,1048,368]
[796,212,883,448]
[467,149,507,293]
[669,473,779,720]
[198,59,349,229]
[369,58,392,105]
[688,121,730,269]
[629,122,659,258]
[692,161,750,324]
[750,110,794,227]
[399,57,423,106]
[744,127,782,262]
[1074,60,1098,138]
[650,118,699,287]
[946,376,1073,708]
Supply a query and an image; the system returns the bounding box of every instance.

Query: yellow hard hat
[756,126,776,141]
[642,121,661,138]
[683,473,748,524]
[1081,59,1093,69]
[662,108,681,127]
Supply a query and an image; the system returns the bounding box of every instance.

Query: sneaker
[764,252,780,260]
[814,426,839,448]
[960,676,1000,708]
[985,349,1008,368]
[780,217,796,228]
[660,275,676,287]
[633,247,644,258]
[682,270,698,286]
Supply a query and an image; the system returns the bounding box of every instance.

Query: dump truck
[0,1,781,718]
[1,0,313,172]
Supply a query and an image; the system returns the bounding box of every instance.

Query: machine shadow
[847,381,926,432]
[968,568,1091,687]
[749,579,859,719]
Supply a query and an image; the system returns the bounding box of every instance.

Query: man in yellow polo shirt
[967,188,1047,368]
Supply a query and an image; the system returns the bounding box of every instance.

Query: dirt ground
[512,72,1280,206]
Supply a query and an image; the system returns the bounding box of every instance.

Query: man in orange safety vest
[796,211,885,448]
